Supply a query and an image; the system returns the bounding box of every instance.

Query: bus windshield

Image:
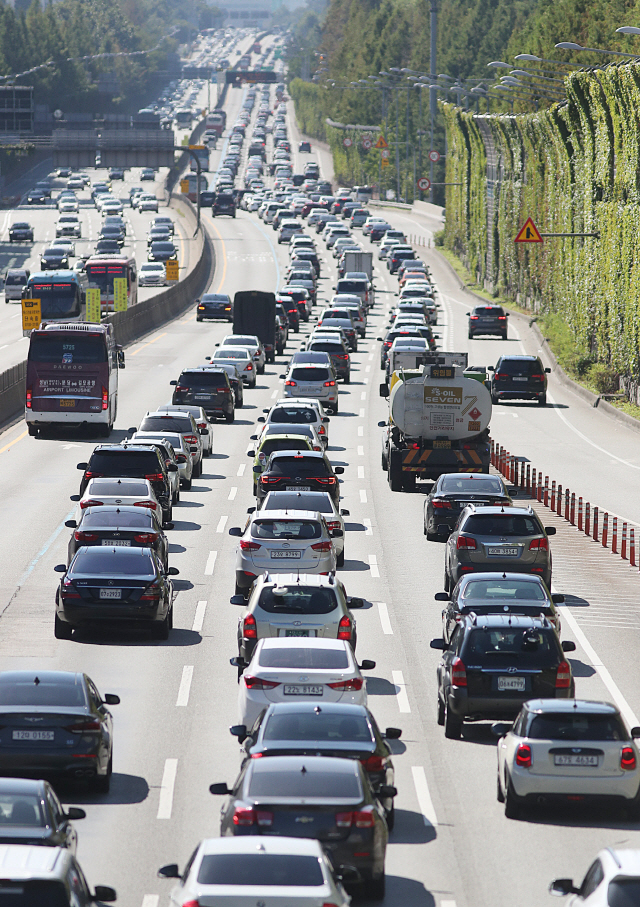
[29,281,81,319]
[86,263,127,294]
[28,334,107,364]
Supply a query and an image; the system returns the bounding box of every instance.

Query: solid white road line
[411,765,438,826]
[358,466,364,478]
[360,489,367,503]
[192,600,207,633]
[358,426,364,436]
[358,445,364,456]
[204,551,217,575]
[157,759,178,819]
[176,666,194,707]
[368,554,379,577]
[364,518,373,535]
[392,670,411,712]
[228,486,237,500]
[216,515,228,533]
[141,896,159,907]
[237,463,246,477]
[377,602,393,635]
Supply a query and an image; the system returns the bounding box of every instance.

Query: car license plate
[433,440,451,449]
[194,395,211,400]
[286,486,311,491]
[512,377,528,382]
[554,754,599,767]
[285,629,309,637]
[60,399,75,408]
[488,546,519,556]
[102,539,130,546]
[284,685,323,695]
[12,730,54,741]
[99,588,122,599]
[271,550,302,559]
[298,388,317,394]
[497,676,526,692]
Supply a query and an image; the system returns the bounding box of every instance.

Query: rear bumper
[26,410,109,425]
[451,562,551,588]
[493,388,545,400]
[0,752,101,778]
[509,764,640,800]
[58,600,166,626]
[449,688,572,720]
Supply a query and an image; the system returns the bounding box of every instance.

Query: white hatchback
[282,364,338,410]
[73,477,159,519]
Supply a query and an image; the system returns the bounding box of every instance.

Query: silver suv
[444,505,556,592]
[0,844,115,904]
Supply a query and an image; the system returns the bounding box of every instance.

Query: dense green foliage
[443,61,640,379]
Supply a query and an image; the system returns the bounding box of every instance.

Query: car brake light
[184,435,198,445]
[384,341,392,348]
[338,615,351,640]
[498,316,506,320]
[515,743,532,768]
[80,499,103,509]
[244,675,280,690]
[64,720,101,733]
[335,811,353,827]
[312,541,332,552]
[197,422,207,430]
[26,388,32,409]
[285,380,297,386]
[555,660,571,688]
[246,363,253,371]
[240,540,261,550]
[324,380,336,387]
[432,499,452,509]
[337,354,348,359]
[140,582,161,600]
[232,806,255,826]
[133,500,157,510]
[470,315,479,321]
[621,747,637,771]
[175,385,187,392]
[316,477,336,485]
[495,373,507,381]
[134,533,157,544]
[529,538,548,550]
[456,536,476,550]
[145,473,164,482]
[260,476,282,485]
[354,806,376,828]
[182,901,201,907]
[243,614,257,639]
[101,386,109,410]
[360,754,385,771]
[451,657,467,687]
[328,678,363,691]
[326,520,341,531]
[74,531,98,541]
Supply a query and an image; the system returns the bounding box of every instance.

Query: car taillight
[134,533,157,544]
[240,540,261,551]
[285,380,297,386]
[243,614,257,639]
[80,499,103,509]
[26,388,32,409]
[324,380,336,387]
[337,354,348,359]
[529,538,548,550]
[495,373,507,381]
[433,499,452,509]
[260,476,282,485]
[101,386,108,410]
[140,582,161,600]
[175,385,187,392]
[197,422,207,430]
[338,615,351,640]
[74,531,98,541]
[134,500,157,510]
[328,678,363,691]
[531,374,545,380]
[318,425,326,435]
[498,315,506,321]
[145,473,164,482]
[197,306,205,311]
[515,743,532,768]
[384,341,392,348]
[182,901,201,907]
[621,747,637,771]
[360,754,385,772]
[246,363,254,371]
[451,657,467,687]
[64,720,101,733]
[335,811,353,827]
[316,477,336,485]
[555,660,571,688]
[244,675,280,690]
[184,434,198,445]
[456,535,476,550]
[312,541,332,552]
[354,806,376,828]
[326,520,341,531]
[470,315,479,321]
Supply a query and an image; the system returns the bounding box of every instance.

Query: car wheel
[364,873,385,901]
[154,611,170,640]
[491,394,499,405]
[538,394,547,406]
[54,613,73,640]
[502,333,508,340]
[27,425,38,437]
[385,800,395,831]
[497,770,505,803]
[92,755,112,794]
[225,410,235,423]
[444,700,463,739]
[381,450,388,472]
[196,317,203,322]
[182,477,192,490]
[337,549,345,568]
[343,373,350,385]
[332,402,339,414]
[504,775,520,819]
[437,695,445,726]
[194,460,202,478]
[468,332,473,339]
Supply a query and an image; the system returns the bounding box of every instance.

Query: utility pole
[429,0,437,203]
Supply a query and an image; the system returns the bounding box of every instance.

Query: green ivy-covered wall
[442,63,640,377]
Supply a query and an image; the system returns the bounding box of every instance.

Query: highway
[2,32,640,907]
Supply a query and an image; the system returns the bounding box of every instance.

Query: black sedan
[423,472,513,540]
[94,239,120,256]
[196,292,233,322]
[0,778,85,851]
[0,670,119,792]
[64,504,169,569]
[210,755,391,900]
[9,222,34,242]
[148,241,177,263]
[231,702,400,829]
[99,226,125,248]
[256,450,344,506]
[437,572,564,645]
[27,189,48,205]
[40,247,69,270]
[54,546,178,640]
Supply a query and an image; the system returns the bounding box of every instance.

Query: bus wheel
[27,425,38,437]
[98,422,112,439]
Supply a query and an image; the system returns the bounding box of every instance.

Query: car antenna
[33,676,40,686]
[314,705,322,714]
[301,764,307,773]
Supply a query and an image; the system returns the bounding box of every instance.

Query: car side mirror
[214,342,220,347]
[379,383,389,398]
[376,336,383,341]
[65,519,77,529]
[279,373,286,379]
[247,450,256,457]
[379,784,398,798]
[250,434,258,441]
[487,365,494,371]
[430,638,445,650]
[561,640,576,652]
[545,527,556,536]
[257,416,265,423]
[77,462,88,470]
[66,807,86,820]
[549,879,579,897]
[359,659,376,670]
[54,564,66,573]
[247,507,256,514]
[491,722,512,738]
[167,463,178,472]
[158,863,181,879]
[199,427,208,435]
[69,494,80,502]
[378,420,387,428]
[229,724,247,741]
[169,380,177,386]
[551,593,565,604]
[164,522,174,530]
[229,527,242,536]
[331,529,343,538]
[230,656,247,668]
[384,727,402,740]
[334,466,344,475]
[340,509,350,516]
[93,886,117,902]
[631,727,640,738]
[230,595,246,605]
[167,567,179,576]
[348,596,364,609]
[205,356,211,361]
[103,693,120,705]
[434,592,449,602]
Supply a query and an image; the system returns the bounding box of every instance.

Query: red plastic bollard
[531,468,536,498]
[631,528,637,567]
[593,507,599,542]
[602,513,609,548]
[612,517,618,553]
[550,480,556,511]
[556,484,562,517]
[570,493,575,525]
[578,497,583,531]
[622,522,627,560]
[585,502,591,536]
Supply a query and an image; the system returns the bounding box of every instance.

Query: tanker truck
[379,352,492,492]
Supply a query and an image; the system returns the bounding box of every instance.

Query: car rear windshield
[474,307,503,316]
[309,342,343,354]
[462,579,547,602]
[440,476,504,495]
[270,456,328,476]
[201,294,229,302]
[257,586,337,614]
[260,438,310,457]
[248,766,362,799]
[0,679,86,707]
[214,350,249,361]
[252,520,322,540]
[463,628,558,664]
[0,793,45,826]
[259,647,349,669]
[88,480,149,496]
[5,274,27,286]
[462,514,542,536]
[264,492,332,513]
[28,335,107,364]
[270,407,317,424]
[608,880,640,905]
[290,368,330,382]
[88,450,160,475]
[526,712,627,741]
[80,510,153,528]
[179,372,227,388]
[263,711,372,743]
[225,336,256,345]
[497,358,540,375]
[139,416,191,433]
[197,854,324,887]
[0,881,70,905]
[71,550,156,575]
[337,281,366,293]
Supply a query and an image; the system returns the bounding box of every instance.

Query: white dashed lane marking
[358,446,364,456]
[192,601,207,633]
[358,426,364,436]
[157,759,178,819]
[392,670,411,713]
[216,516,228,533]
[412,765,438,826]
[364,518,372,535]
[357,466,364,478]
[368,554,379,577]
[377,602,393,634]
[228,487,237,501]
[360,490,367,503]
[237,463,246,477]
[176,666,194,707]
[204,552,217,575]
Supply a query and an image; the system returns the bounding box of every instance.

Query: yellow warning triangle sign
[374,135,388,149]
[514,217,543,243]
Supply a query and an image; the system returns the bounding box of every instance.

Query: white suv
[56,215,81,238]
[550,848,640,904]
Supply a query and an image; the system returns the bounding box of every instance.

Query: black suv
[488,355,550,405]
[170,367,235,422]
[212,191,236,218]
[431,614,576,738]
[77,445,176,524]
[255,450,344,506]
[467,305,508,340]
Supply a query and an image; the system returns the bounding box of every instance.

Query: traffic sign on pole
[381,159,390,168]
[417,177,431,191]
[428,149,440,163]
[381,149,390,160]
[343,137,352,148]
[514,217,543,244]
[21,298,41,332]
[374,135,388,149]
[362,138,372,150]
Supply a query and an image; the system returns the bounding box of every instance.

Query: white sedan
[73,477,160,519]
[236,637,372,726]
[209,348,256,387]
[138,263,167,287]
